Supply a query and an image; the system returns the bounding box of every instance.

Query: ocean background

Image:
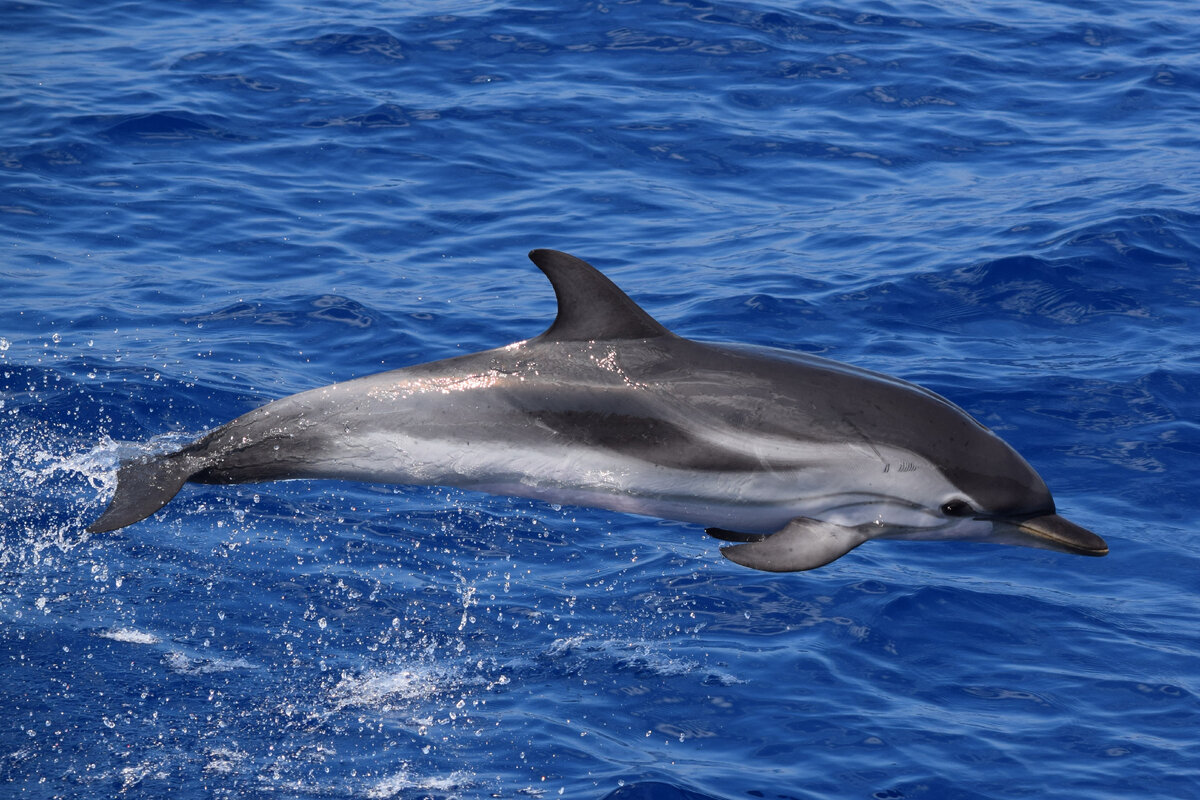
[3,1,1199,798]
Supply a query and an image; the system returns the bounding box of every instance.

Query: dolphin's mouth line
[969,510,1049,529]
[1016,519,1108,556]
[965,512,1106,556]
[964,509,1107,556]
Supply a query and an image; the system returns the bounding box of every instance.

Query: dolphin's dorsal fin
[528,249,673,342]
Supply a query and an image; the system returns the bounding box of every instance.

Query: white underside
[318,429,962,535]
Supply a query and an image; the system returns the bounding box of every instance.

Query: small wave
[304,103,415,130]
[291,28,406,62]
[89,111,244,143]
[162,651,258,675]
[98,627,162,645]
[181,295,379,329]
[202,747,249,777]
[364,767,473,799]
[545,635,743,685]
[328,666,449,710]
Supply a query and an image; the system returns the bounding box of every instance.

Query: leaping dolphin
[88,249,1107,571]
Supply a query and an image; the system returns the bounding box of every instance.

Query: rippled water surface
[3,1,1199,798]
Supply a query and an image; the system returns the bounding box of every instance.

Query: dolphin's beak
[1001,513,1108,557]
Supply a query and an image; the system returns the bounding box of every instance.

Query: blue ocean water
[3,0,1199,797]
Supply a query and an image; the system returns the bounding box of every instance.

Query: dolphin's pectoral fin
[719,518,871,572]
[705,527,769,543]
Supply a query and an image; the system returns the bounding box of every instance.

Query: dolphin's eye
[940,499,974,517]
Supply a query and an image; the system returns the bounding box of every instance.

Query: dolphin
[88,249,1107,571]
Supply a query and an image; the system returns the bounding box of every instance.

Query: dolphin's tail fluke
[87,449,200,534]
